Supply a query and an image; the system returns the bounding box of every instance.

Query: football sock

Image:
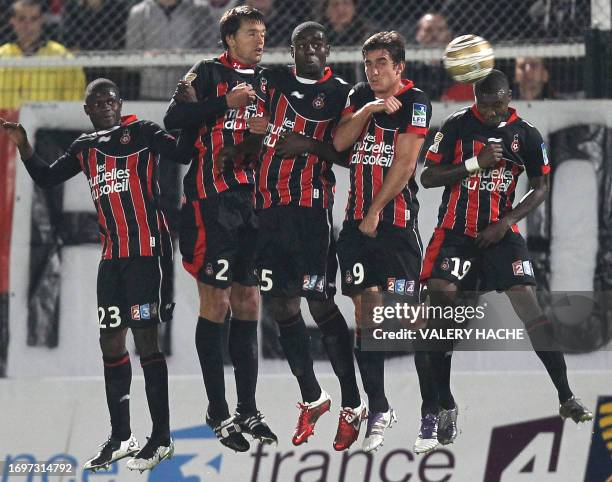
[354,329,389,413]
[413,349,440,417]
[195,317,230,420]
[141,352,170,443]
[439,349,456,410]
[534,350,573,402]
[313,306,361,408]
[277,312,322,403]
[228,318,258,415]
[103,352,132,441]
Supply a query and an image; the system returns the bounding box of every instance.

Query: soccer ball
[443,34,495,83]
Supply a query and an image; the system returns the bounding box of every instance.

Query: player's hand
[215,146,239,176]
[173,80,197,103]
[359,211,380,238]
[477,143,503,169]
[275,132,311,158]
[226,82,256,108]
[0,118,28,146]
[366,97,402,115]
[248,115,269,135]
[475,219,511,248]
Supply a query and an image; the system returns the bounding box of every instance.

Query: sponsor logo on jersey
[89,164,131,200]
[131,305,141,320]
[303,275,324,292]
[140,304,151,319]
[350,132,394,167]
[290,91,305,99]
[405,280,415,295]
[412,103,427,127]
[224,104,259,131]
[387,277,396,292]
[461,165,515,192]
[315,276,325,293]
[98,135,111,143]
[387,278,413,295]
[184,72,197,82]
[522,260,534,276]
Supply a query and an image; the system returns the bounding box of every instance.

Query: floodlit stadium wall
[6,99,612,378]
[1,372,611,481]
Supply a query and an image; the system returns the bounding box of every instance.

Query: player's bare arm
[359,132,424,237]
[421,142,502,188]
[333,97,400,152]
[476,174,549,248]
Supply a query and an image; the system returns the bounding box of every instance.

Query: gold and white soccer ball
[443,34,495,83]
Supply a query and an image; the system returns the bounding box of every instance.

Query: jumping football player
[333,31,431,452]
[1,78,184,472]
[163,6,277,451]
[235,21,365,450]
[414,69,593,454]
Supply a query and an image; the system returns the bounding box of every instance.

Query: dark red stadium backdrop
[0,109,18,376]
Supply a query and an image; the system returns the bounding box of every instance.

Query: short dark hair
[85,78,119,102]
[474,69,510,97]
[362,31,406,64]
[219,6,265,49]
[291,21,326,44]
[11,0,44,16]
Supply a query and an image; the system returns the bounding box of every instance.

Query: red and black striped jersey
[164,53,262,200]
[342,80,431,228]
[254,66,350,210]
[425,105,551,237]
[22,116,180,259]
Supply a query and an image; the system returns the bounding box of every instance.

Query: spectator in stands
[514,57,554,100]
[320,0,375,46]
[244,0,303,47]
[208,0,239,24]
[408,12,472,102]
[126,0,217,100]
[62,0,129,51]
[0,0,86,108]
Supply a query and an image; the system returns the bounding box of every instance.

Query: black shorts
[256,206,336,300]
[421,227,537,292]
[179,187,258,288]
[337,220,423,299]
[97,256,175,331]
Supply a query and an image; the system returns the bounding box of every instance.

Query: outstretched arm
[0,118,80,188]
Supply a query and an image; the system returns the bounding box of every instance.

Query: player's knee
[198,283,230,321]
[307,298,337,321]
[230,285,259,319]
[99,330,127,358]
[132,327,160,358]
[262,295,300,322]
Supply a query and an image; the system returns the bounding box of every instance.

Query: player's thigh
[481,230,537,292]
[97,259,128,333]
[337,221,372,296]
[179,193,240,289]
[295,208,336,301]
[374,223,423,302]
[233,190,260,289]
[421,228,479,292]
[124,256,175,328]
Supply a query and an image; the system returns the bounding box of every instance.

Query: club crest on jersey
[205,263,214,276]
[511,134,520,152]
[312,93,326,109]
[345,271,353,285]
[441,257,450,271]
[120,128,131,144]
[260,76,267,93]
[541,142,549,165]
